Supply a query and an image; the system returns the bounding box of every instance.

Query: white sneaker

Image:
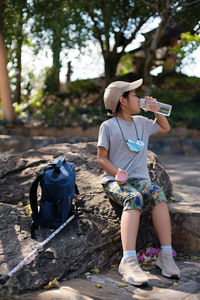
[156,251,180,279]
[118,256,149,286]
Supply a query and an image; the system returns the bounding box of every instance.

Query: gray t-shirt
[97,115,160,184]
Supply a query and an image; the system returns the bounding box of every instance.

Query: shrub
[68,79,99,96]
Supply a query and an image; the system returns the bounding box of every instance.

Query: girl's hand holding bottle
[140,97,172,117]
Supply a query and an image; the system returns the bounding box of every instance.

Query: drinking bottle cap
[115,169,128,184]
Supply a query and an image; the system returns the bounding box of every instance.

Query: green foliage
[169,32,200,68]
[38,103,62,122]
[118,54,134,76]
[2,0,32,49]
[29,0,88,93]
[152,74,200,129]
[65,105,104,129]
[13,89,44,120]
[2,0,200,102]
[31,0,87,58]
[1,0,200,127]
[10,71,200,130]
[68,79,99,96]
[159,75,200,99]
[43,67,58,95]
[72,0,153,82]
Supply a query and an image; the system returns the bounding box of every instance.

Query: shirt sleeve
[97,122,110,151]
[144,117,160,136]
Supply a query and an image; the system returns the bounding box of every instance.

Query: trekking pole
[0,211,82,286]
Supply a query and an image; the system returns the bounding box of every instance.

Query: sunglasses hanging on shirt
[115,117,145,152]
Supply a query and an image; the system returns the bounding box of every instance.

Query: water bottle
[139,98,172,117]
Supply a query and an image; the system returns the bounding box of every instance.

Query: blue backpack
[29,157,79,239]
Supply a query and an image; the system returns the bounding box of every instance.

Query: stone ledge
[169,184,200,214]
[169,184,200,255]
[9,258,200,300]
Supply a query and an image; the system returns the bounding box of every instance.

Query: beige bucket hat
[104,79,143,113]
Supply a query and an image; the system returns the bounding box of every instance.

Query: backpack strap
[75,184,79,195]
[55,156,65,168]
[29,174,43,239]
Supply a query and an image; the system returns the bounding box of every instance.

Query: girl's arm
[144,96,171,134]
[97,146,118,176]
[155,113,171,133]
[98,146,127,185]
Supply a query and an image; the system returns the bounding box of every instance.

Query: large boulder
[0,142,172,296]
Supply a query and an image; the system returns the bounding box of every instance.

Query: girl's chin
[132,108,141,114]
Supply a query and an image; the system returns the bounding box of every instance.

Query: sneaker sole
[156,260,180,279]
[118,268,149,287]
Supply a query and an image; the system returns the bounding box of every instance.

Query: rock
[0,135,35,154]
[1,126,200,156]
[0,142,172,295]
[149,128,200,156]
[169,184,200,255]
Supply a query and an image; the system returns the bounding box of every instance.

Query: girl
[97,79,180,287]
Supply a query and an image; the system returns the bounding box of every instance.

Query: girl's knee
[146,184,167,207]
[123,192,144,211]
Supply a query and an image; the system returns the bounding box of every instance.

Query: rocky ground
[11,257,200,300]
[0,132,199,299]
[9,153,199,300]
[0,142,174,297]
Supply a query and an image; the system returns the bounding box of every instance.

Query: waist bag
[29,156,79,239]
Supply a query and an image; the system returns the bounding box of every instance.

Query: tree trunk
[143,20,167,94]
[0,33,15,122]
[51,34,62,92]
[104,52,122,86]
[13,18,23,103]
[13,46,22,104]
[14,31,22,103]
[0,1,3,33]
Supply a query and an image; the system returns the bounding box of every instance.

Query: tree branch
[181,0,200,6]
